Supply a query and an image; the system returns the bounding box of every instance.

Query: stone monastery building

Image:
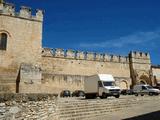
[0,1,160,93]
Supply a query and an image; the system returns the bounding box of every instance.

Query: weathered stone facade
[152,65,160,85]
[0,2,159,94]
[41,48,131,93]
[0,2,43,93]
[129,52,154,86]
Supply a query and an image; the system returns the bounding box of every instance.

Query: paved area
[88,95,160,120]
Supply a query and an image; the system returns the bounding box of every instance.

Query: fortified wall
[41,48,159,92]
[0,1,159,94]
[41,48,131,93]
[0,2,43,93]
[152,65,160,85]
[129,51,155,86]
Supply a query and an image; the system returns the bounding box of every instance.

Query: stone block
[66,49,76,59]
[3,3,15,15]
[36,9,44,21]
[20,6,31,18]
[42,48,53,57]
[76,51,85,60]
[86,52,95,61]
[111,55,119,62]
[104,54,111,62]
[95,53,104,61]
[54,48,65,58]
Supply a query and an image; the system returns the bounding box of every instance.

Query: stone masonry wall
[42,48,130,77]
[0,93,58,120]
[129,51,152,86]
[0,4,43,68]
[0,2,43,93]
[42,74,85,93]
[152,66,160,84]
[41,48,131,93]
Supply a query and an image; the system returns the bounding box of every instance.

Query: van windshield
[103,82,115,86]
[146,85,153,89]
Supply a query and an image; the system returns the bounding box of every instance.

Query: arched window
[0,33,7,50]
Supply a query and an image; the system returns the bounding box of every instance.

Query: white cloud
[79,30,160,48]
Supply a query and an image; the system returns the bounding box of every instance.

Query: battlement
[130,51,150,59]
[42,48,54,57]
[0,2,43,21]
[42,48,129,63]
[95,53,104,61]
[66,49,76,59]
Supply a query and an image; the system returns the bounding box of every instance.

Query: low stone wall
[0,93,58,120]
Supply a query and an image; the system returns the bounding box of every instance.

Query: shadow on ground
[123,111,160,120]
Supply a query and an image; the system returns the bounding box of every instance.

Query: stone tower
[129,51,154,87]
[0,2,43,93]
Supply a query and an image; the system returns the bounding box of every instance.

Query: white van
[84,74,121,99]
[133,84,160,96]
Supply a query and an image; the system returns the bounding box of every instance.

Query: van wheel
[155,93,159,96]
[85,95,90,99]
[149,92,153,96]
[115,95,120,98]
[85,94,92,99]
[135,93,138,96]
[141,94,144,96]
[92,94,97,99]
[100,93,107,99]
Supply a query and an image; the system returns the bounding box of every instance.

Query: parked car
[126,89,135,95]
[133,84,160,96]
[72,90,85,97]
[121,89,134,95]
[60,90,71,97]
[153,86,160,90]
[121,89,127,95]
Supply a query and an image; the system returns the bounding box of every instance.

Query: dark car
[72,90,85,97]
[126,89,135,95]
[121,89,127,95]
[121,89,134,95]
[60,90,71,97]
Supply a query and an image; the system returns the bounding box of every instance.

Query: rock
[9,106,21,114]
[0,109,6,113]
[0,103,5,107]
[48,108,55,114]
[5,101,12,106]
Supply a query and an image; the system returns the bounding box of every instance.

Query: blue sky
[7,0,160,65]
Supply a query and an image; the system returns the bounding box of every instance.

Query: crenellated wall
[41,48,156,92]
[129,51,153,86]
[0,2,43,67]
[41,48,131,92]
[42,48,129,63]
[0,2,43,21]
[0,2,43,93]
